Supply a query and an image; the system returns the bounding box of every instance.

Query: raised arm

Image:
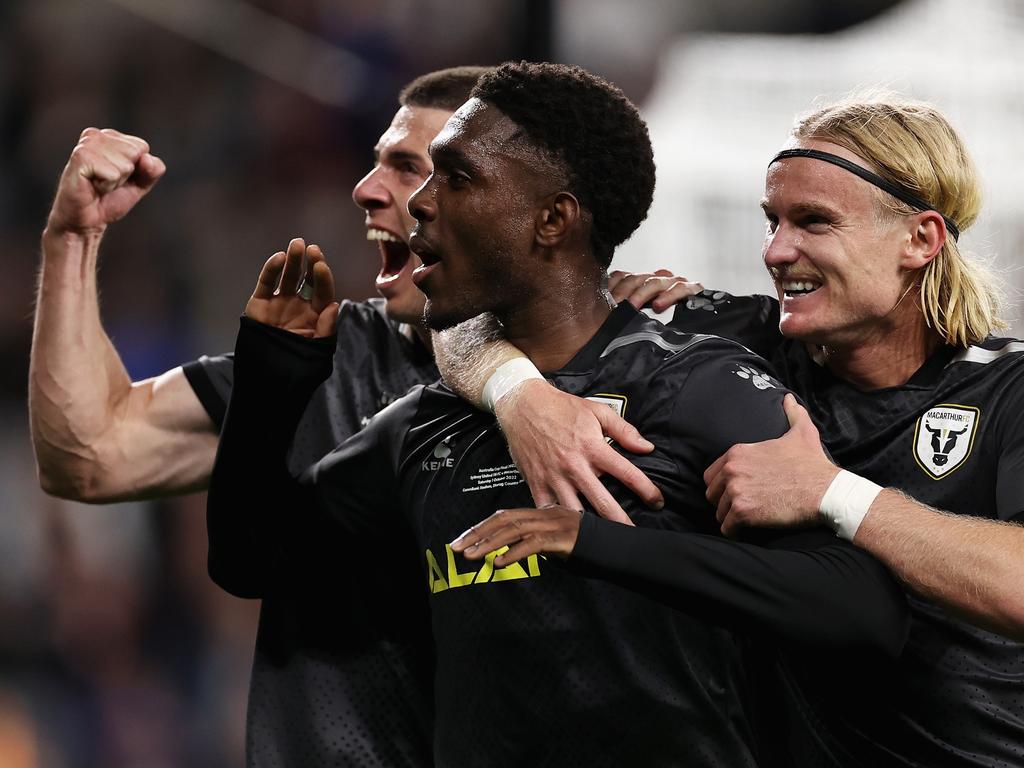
[30,128,218,502]
[705,395,1024,641]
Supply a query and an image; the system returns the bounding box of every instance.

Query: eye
[448,170,470,189]
[763,213,778,234]
[800,214,831,232]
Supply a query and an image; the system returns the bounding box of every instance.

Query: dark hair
[399,66,492,111]
[472,61,655,267]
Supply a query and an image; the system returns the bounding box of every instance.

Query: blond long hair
[792,94,1004,346]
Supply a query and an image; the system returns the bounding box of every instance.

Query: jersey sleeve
[206,317,406,598]
[182,353,234,428]
[569,348,909,656]
[669,290,783,361]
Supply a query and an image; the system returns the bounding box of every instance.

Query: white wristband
[819,470,883,541]
[481,357,545,413]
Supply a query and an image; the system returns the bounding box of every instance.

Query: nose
[407,175,436,222]
[352,166,388,211]
[762,222,801,271]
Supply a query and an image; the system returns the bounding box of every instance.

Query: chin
[384,297,427,326]
[423,299,473,332]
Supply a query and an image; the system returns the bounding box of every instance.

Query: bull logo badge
[913,405,979,479]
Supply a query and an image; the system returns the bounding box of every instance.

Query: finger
[607,269,628,292]
[650,281,704,313]
[574,475,634,525]
[252,251,286,300]
[782,393,819,441]
[133,153,166,190]
[451,508,519,550]
[315,301,340,338]
[703,453,728,504]
[624,276,676,310]
[653,268,676,277]
[720,505,741,538]
[593,449,661,512]
[81,155,130,194]
[309,255,337,313]
[609,273,650,305]
[593,404,654,453]
[278,238,306,295]
[548,478,582,516]
[715,487,733,527]
[493,537,545,567]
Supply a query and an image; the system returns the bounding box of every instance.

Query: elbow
[36,457,108,503]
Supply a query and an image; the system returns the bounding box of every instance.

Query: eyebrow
[378,148,427,166]
[429,142,479,174]
[760,198,842,220]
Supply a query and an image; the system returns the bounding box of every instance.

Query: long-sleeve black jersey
[671,289,1024,768]
[210,302,907,768]
[186,298,438,768]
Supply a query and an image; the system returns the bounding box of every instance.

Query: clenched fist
[46,128,165,237]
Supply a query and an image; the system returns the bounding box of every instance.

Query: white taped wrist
[819,469,883,541]
[481,357,545,413]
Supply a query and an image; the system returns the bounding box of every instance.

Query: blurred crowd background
[1,0,1021,765]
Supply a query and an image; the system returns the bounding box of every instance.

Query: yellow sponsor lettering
[424,544,542,592]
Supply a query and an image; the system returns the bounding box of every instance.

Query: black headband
[769,148,960,241]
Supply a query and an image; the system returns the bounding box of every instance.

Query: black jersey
[671,290,1024,767]
[184,299,438,768]
[210,302,907,768]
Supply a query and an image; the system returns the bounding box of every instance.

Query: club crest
[913,404,979,479]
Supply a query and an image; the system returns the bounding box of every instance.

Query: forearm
[30,229,216,500]
[207,317,335,597]
[571,514,908,656]
[433,313,533,408]
[855,490,1024,640]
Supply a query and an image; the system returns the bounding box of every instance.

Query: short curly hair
[472,61,655,268]
[399,66,491,111]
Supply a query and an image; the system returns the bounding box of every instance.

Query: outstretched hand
[246,238,339,338]
[451,505,583,567]
[703,394,839,536]
[495,380,664,525]
[47,128,166,237]
[608,269,703,313]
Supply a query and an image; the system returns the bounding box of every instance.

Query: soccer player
[209,61,907,766]
[451,95,1024,766]
[30,66,469,768]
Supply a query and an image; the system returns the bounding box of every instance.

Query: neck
[408,322,433,352]
[814,317,943,390]
[497,276,613,372]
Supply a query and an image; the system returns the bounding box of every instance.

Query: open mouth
[368,228,412,282]
[781,279,822,299]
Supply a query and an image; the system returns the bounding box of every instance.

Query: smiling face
[760,138,920,348]
[407,99,550,330]
[351,104,454,325]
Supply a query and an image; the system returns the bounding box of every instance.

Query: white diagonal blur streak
[105,0,370,107]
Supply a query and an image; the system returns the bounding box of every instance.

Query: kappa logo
[913,404,979,479]
[422,435,456,472]
[734,364,775,390]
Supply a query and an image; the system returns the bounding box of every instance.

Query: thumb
[782,393,818,440]
[594,405,654,454]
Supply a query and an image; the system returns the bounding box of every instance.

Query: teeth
[782,280,820,293]
[366,228,402,243]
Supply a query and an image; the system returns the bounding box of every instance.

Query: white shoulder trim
[947,340,1024,366]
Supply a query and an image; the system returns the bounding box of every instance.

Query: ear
[535,192,581,248]
[901,210,947,270]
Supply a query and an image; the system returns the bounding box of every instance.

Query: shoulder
[669,290,783,360]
